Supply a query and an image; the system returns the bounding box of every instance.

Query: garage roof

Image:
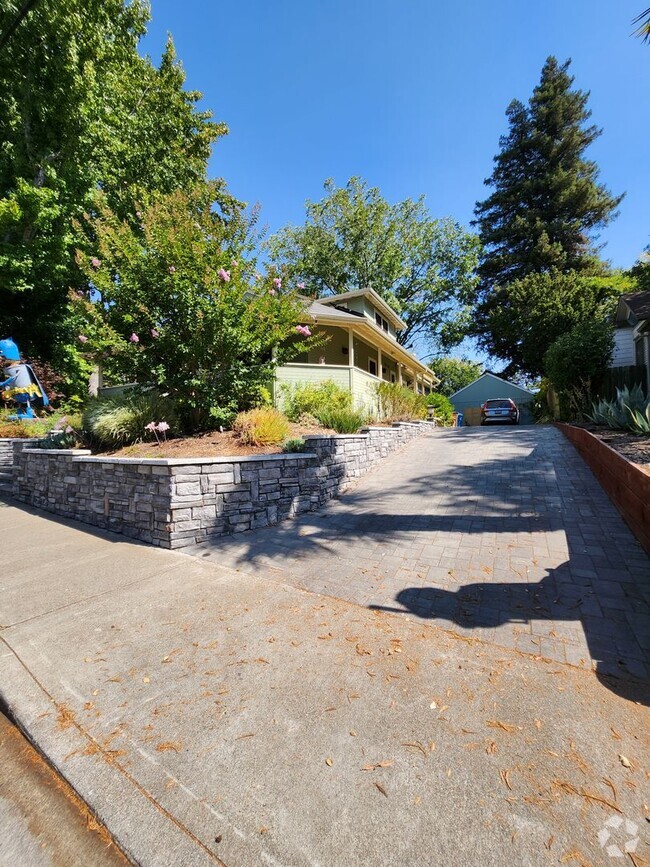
[450,371,535,401]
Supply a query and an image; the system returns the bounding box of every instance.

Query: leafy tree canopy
[266,177,481,351]
[479,269,628,378]
[71,183,319,430]
[0,0,224,378]
[428,356,482,397]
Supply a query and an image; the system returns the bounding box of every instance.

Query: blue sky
[142,0,648,272]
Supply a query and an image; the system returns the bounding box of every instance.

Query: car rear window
[486,400,513,408]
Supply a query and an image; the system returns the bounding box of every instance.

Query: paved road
[189,425,650,682]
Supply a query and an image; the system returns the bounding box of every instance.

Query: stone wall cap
[302,434,369,441]
[60,451,318,466]
[23,448,92,455]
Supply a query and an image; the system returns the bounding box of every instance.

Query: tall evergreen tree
[472,57,623,374]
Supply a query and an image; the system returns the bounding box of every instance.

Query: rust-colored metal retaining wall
[556,423,650,555]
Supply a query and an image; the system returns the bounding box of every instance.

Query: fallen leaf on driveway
[156,742,182,752]
[487,720,518,733]
[486,741,498,754]
[361,761,393,771]
[499,769,513,790]
[618,754,632,769]
[402,742,428,758]
[552,779,621,812]
[374,782,388,796]
[325,758,333,767]
[559,849,592,866]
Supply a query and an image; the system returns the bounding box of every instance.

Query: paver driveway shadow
[189,426,650,700]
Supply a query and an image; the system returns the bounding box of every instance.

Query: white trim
[318,287,408,331]
[450,371,535,401]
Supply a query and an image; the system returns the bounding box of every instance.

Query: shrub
[376,382,427,421]
[233,407,290,446]
[281,380,352,422]
[544,320,615,419]
[282,437,307,453]
[0,421,33,438]
[588,385,650,432]
[316,407,366,433]
[82,392,178,448]
[424,393,454,425]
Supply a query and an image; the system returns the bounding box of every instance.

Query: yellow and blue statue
[0,338,49,420]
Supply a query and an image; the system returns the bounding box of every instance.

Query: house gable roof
[318,287,408,331]
[450,371,535,401]
[616,290,650,326]
[299,296,437,381]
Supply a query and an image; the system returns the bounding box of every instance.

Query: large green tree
[0,0,223,378]
[72,183,318,430]
[266,177,480,351]
[472,57,623,374]
[428,356,482,397]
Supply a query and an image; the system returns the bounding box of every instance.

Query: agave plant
[628,404,650,434]
[588,384,650,432]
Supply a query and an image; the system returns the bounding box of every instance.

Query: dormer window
[375,311,389,332]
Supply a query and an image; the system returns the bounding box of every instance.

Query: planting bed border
[8,422,436,549]
[556,423,650,555]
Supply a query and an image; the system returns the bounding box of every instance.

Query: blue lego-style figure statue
[0,338,49,420]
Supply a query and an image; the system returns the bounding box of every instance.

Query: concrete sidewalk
[0,712,129,866]
[1,499,648,866]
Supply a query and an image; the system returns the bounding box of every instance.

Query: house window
[368,359,377,376]
[374,311,389,332]
[390,372,396,383]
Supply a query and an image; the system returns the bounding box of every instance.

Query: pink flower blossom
[168,266,176,274]
[77,334,88,343]
[295,325,312,337]
[150,328,159,338]
[156,421,170,432]
[145,422,157,432]
[218,268,231,282]
[129,333,139,343]
[297,282,305,290]
[273,277,282,289]
[90,257,101,269]
[136,211,142,218]
[231,259,238,268]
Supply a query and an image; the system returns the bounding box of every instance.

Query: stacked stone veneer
[11,422,434,549]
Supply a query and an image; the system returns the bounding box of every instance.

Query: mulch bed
[573,424,650,468]
[98,422,336,460]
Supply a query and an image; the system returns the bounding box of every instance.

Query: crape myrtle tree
[472,57,623,376]
[266,177,481,352]
[0,0,223,388]
[71,183,320,431]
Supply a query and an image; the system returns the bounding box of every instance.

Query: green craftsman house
[274,287,438,412]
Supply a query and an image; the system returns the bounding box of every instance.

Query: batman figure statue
[0,338,49,420]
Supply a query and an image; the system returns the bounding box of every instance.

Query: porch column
[377,346,382,380]
[397,363,403,386]
[412,372,418,394]
[348,328,355,392]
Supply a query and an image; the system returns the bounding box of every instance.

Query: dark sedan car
[480,398,519,425]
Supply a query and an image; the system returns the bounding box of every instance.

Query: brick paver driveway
[189,426,650,682]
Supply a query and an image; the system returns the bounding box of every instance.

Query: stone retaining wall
[11,422,433,549]
[556,423,650,555]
